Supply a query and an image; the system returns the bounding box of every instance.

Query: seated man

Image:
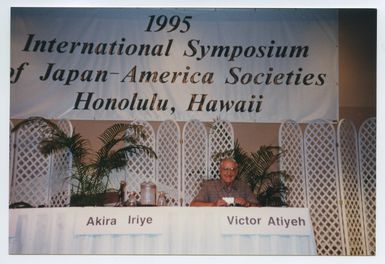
[190,158,259,207]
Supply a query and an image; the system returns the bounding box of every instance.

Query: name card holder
[219,207,312,235]
[74,207,166,235]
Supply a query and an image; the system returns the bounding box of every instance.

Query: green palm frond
[123,144,157,159]
[12,116,62,135]
[67,132,89,160]
[98,123,129,144]
[98,123,147,145]
[104,150,128,171]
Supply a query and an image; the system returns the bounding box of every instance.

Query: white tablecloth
[9,207,317,255]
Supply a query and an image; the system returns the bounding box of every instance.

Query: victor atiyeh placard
[219,207,312,235]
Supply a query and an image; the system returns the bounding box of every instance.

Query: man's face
[219,160,238,185]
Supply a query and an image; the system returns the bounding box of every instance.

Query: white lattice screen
[208,120,234,179]
[125,121,156,193]
[337,119,366,255]
[182,120,208,206]
[9,121,15,201]
[304,119,345,255]
[278,118,376,256]
[49,120,73,207]
[11,120,52,207]
[278,120,307,208]
[10,119,73,207]
[358,118,376,256]
[156,120,181,206]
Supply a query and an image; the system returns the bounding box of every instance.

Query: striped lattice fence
[337,119,366,255]
[156,120,182,206]
[358,117,376,255]
[181,120,208,206]
[278,117,376,256]
[304,119,345,255]
[279,120,307,208]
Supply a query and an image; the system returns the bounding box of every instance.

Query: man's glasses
[220,167,237,171]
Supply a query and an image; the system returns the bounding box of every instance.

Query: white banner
[11,8,338,123]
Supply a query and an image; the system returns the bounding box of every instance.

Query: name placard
[74,207,166,235]
[220,207,312,235]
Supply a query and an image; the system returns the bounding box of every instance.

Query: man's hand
[215,199,228,206]
[234,197,250,207]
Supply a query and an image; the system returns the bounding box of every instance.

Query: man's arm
[190,200,216,206]
[190,199,227,207]
[239,181,261,207]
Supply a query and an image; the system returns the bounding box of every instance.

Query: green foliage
[12,117,157,206]
[214,141,289,207]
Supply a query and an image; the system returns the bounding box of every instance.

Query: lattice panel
[156,120,181,206]
[57,119,73,136]
[337,119,366,255]
[125,121,156,193]
[358,117,376,256]
[304,119,345,255]
[278,120,307,208]
[49,119,73,207]
[182,120,208,206]
[11,120,51,207]
[208,120,234,179]
[49,150,71,207]
[10,121,15,201]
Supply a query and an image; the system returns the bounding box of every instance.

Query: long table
[9,207,317,255]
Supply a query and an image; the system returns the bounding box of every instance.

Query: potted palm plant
[12,117,157,206]
[215,141,289,207]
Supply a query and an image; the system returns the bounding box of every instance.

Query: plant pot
[70,191,120,207]
[104,191,120,205]
[70,193,106,207]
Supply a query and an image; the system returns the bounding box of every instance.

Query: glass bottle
[140,181,157,206]
[127,192,137,206]
[157,191,167,206]
[119,181,128,205]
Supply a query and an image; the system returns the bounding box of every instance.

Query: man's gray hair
[219,157,238,167]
